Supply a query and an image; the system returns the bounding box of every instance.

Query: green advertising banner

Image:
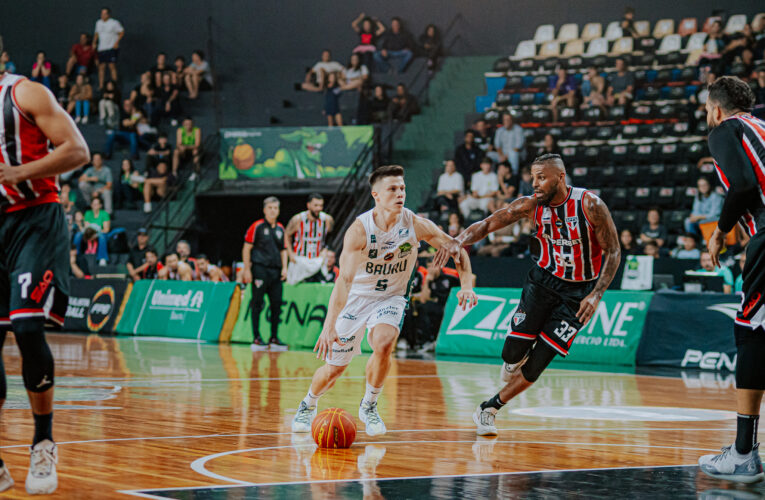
[115,280,237,341]
[435,287,652,366]
[218,126,374,180]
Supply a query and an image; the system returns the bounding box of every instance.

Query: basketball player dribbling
[0,46,90,494]
[291,165,477,436]
[436,154,621,435]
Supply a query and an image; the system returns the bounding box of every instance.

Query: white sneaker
[473,405,498,436]
[82,116,89,124]
[143,202,152,213]
[189,172,197,181]
[25,440,57,495]
[291,401,317,433]
[74,116,81,124]
[396,339,408,350]
[500,354,529,384]
[699,443,765,484]
[98,258,107,267]
[0,463,14,492]
[359,400,387,436]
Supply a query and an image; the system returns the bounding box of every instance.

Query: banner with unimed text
[64,278,130,333]
[435,287,652,365]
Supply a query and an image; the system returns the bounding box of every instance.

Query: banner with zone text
[435,287,652,365]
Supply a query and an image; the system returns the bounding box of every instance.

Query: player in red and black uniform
[698,77,765,483]
[242,196,288,350]
[0,62,90,494]
[435,154,620,436]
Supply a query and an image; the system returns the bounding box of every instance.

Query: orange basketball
[311,407,356,448]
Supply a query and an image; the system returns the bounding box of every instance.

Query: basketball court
[0,332,757,498]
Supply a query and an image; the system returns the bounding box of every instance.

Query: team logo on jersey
[382,240,396,249]
[541,208,552,222]
[555,218,563,228]
[276,229,283,237]
[513,309,526,326]
[398,228,409,237]
[398,242,412,258]
[565,216,578,231]
[370,235,376,243]
[368,248,378,258]
[341,313,357,320]
[384,252,395,261]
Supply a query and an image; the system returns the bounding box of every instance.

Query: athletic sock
[32,412,53,446]
[481,394,506,413]
[302,391,320,409]
[0,457,4,468]
[735,413,759,455]
[362,383,383,405]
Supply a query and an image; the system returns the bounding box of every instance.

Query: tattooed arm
[577,192,621,325]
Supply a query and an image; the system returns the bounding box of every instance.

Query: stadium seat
[496,92,512,107]
[519,92,536,105]
[656,103,679,121]
[654,186,676,207]
[493,57,511,72]
[702,16,722,33]
[615,210,642,232]
[645,164,667,185]
[684,142,707,162]
[621,165,640,186]
[557,23,579,43]
[562,39,585,57]
[677,186,698,209]
[559,107,578,124]
[517,59,535,71]
[512,40,536,60]
[632,104,654,121]
[610,188,629,209]
[534,24,556,44]
[504,75,523,90]
[656,34,681,54]
[600,165,617,185]
[595,126,614,141]
[531,75,549,90]
[570,166,590,185]
[683,32,708,53]
[641,86,661,101]
[632,143,657,163]
[677,18,698,36]
[653,19,675,38]
[665,210,686,233]
[724,14,747,35]
[582,106,603,123]
[604,21,623,41]
[631,186,653,208]
[530,108,552,124]
[610,143,629,164]
[646,123,667,138]
[581,23,603,42]
[680,66,698,82]
[673,163,694,184]
[660,142,682,162]
[542,57,560,71]
[584,37,608,58]
[609,105,627,122]
[729,62,748,78]
[570,127,589,141]
[610,37,634,55]
[538,41,560,59]
[695,121,709,136]
[634,20,651,37]
[621,124,639,139]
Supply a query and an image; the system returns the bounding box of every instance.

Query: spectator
[78,153,113,213]
[477,213,518,256]
[643,241,659,259]
[176,240,198,278]
[454,130,484,183]
[105,99,140,160]
[620,229,641,255]
[183,50,213,99]
[301,50,344,92]
[55,74,70,109]
[66,33,95,76]
[740,48,756,77]
[518,167,534,197]
[98,80,120,128]
[75,226,109,267]
[351,13,385,69]
[83,196,111,234]
[685,176,724,235]
[581,66,608,113]
[620,7,639,38]
[754,67,765,109]
[93,7,124,89]
[434,160,464,213]
[689,70,716,130]
[158,252,193,281]
[68,73,94,124]
[374,17,414,73]
[196,254,222,282]
[341,53,369,91]
[607,58,634,106]
[126,228,150,281]
[136,248,161,279]
[146,132,173,170]
[459,158,499,219]
[496,162,517,202]
[143,161,175,213]
[115,158,143,209]
[150,52,173,88]
[156,73,181,125]
[70,245,86,279]
[734,252,746,293]
[419,24,442,70]
[173,117,201,177]
[471,119,495,157]
[493,113,525,175]
[173,56,186,91]
[30,51,52,89]
[72,210,86,237]
[697,251,734,294]
[536,133,561,158]
[319,249,339,283]
[0,50,16,74]
[410,258,461,351]
[549,68,578,122]
[671,233,702,259]
[130,72,158,125]
[389,83,420,122]
[446,212,464,239]
[369,84,390,123]
[323,71,343,127]
[639,207,668,249]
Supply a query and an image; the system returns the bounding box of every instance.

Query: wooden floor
[0,333,759,498]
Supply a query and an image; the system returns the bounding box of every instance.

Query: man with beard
[158,252,192,281]
[435,154,621,436]
[285,193,335,284]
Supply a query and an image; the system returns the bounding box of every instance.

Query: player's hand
[0,164,28,185]
[576,291,602,325]
[708,227,725,268]
[242,268,253,284]
[314,327,344,361]
[280,268,287,281]
[433,237,461,268]
[456,289,478,310]
[289,253,297,264]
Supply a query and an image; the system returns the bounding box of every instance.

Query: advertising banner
[218,126,374,180]
[637,290,738,370]
[115,280,238,341]
[64,278,130,333]
[435,287,652,365]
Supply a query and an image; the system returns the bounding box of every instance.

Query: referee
[242,196,288,350]
[698,77,765,483]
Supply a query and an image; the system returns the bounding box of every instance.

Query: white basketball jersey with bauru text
[351,207,419,297]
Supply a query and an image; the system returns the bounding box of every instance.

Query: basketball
[311,408,356,448]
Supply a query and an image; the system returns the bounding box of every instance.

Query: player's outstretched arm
[577,192,621,325]
[414,215,477,309]
[433,196,536,268]
[314,220,366,361]
[0,79,89,185]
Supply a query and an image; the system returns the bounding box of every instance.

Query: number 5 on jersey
[375,279,388,291]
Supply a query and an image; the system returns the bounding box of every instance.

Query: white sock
[362,383,383,405]
[302,391,320,408]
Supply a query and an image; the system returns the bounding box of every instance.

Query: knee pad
[735,326,765,390]
[520,341,558,383]
[502,336,533,365]
[12,319,54,393]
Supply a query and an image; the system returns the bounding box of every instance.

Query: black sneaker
[269,338,288,351]
[251,337,268,351]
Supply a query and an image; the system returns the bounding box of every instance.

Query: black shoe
[251,337,268,351]
[268,337,288,351]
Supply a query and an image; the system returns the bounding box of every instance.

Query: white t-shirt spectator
[313,61,345,75]
[345,65,369,81]
[95,18,124,51]
[437,171,464,194]
[190,60,213,85]
[470,171,499,197]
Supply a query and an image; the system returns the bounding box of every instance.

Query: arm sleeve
[709,120,761,233]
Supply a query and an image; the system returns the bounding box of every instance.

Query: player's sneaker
[500,354,529,384]
[359,401,387,436]
[699,444,765,484]
[251,337,268,351]
[269,338,288,351]
[0,462,14,492]
[291,401,317,433]
[25,440,57,495]
[473,405,498,436]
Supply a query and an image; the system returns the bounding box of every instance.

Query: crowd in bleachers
[420,8,765,292]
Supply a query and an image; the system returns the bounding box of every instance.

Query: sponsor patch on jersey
[513,310,526,326]
[382,240,397,249]
[541,208,552,222]
[341,313,357,321]
[384,252,395,261]
[398,227,409,237]
[368,249,378,259]
[555,218,563,228]
[370,235,376,243]
[398,242,412,258]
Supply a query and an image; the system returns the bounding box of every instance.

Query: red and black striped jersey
[291,210,330,259]
[710,114,765,237]
[0,74,59,213]
[533,187,602,281]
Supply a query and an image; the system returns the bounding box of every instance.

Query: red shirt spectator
[69,33,96,75]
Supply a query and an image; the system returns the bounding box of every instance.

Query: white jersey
[350,208,419,298]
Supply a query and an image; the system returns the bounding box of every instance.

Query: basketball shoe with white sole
[25,440,57,495]
[359,401,387,436]
[473,405,498,436]
[291,401,317,433]
[0,463,14,492]
[699,444,765,484]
